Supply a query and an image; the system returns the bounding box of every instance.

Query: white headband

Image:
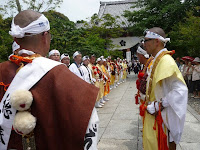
[82,56,89,61]
[73,51,81,59]
[96,58,102,62]
[61,54,70,60]
[49,50,60,57]
[137,46,149,58]
[12,41,20,52]
[9,14,50,38]
[18,49,35,56]
[145,31,170,43]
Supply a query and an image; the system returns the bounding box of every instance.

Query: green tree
[0,15,12,62]
[0,0,63,16]
[44,11,107,58]
[124,0,199,35]
[0,10,126,62]
[82,13,125,58]
[169,9,200,57]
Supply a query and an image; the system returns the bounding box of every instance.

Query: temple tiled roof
[98,0,138,28]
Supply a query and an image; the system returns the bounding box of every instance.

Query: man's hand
[147,101,159,115]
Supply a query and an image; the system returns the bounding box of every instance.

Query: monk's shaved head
[13,10,51,56]
[149,27,166,38]
[14,10,41,28]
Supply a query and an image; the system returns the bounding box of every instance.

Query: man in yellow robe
[114,59,119,88]
[88,55,103,108]
[142,27,188,150]
[109,58,115,89]
[135,45,153,105]
[122,60,128,82]
[96,58,106,106]
[101,59,110,100]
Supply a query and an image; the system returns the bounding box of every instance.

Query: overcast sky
[0,0,185,22]
[57,0,124,22]
[0,0,124,22]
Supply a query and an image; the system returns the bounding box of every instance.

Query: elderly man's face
[137,53,146,65]
[100,60,103,65]
[83,59,90,66]
[143,38,156,55]
[103,61,107,66]
[90,56,96,64]
[74,54,82,64]
[49,53,60,61]
[61,57,70,65]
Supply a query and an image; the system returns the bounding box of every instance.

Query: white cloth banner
[109,36,141,50]
[126,51,131,62]
[0,57,61,150]
[84,108,99,150]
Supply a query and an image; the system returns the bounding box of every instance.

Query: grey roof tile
[98,0,138,28]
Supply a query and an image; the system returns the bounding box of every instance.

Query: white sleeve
[84,108,99,150]
[155,74,188,144]
[80,66,86,81]
[69,64,75,73]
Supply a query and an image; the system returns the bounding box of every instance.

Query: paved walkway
[97,72,200,150]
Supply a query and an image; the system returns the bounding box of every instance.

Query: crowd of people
[176,57,200,98]
[0,9,192,150]
[0,10,128,149]
[47,49,128,108]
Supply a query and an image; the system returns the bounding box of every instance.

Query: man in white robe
[80,56,95,84]
[69,51,83,79]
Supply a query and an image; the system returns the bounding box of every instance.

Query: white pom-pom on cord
[13,111,36,135]
[10,89,33,111]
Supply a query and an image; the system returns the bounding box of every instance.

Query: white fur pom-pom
[10,89,33,111]
[13,111,36,135]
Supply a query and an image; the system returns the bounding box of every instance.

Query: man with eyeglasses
[0,10,99,150]
[141,27,188,150]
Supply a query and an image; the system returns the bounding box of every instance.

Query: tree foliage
[124,0,200,57]
[124,0,199,35]
[0,15,12,62]
[0,0,63,16]
[169,8,200,57]
[0,10,125,62]
[81,13,125,58]
[46,12,125,59]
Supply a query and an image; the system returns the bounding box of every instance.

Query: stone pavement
[96,72,200,150]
